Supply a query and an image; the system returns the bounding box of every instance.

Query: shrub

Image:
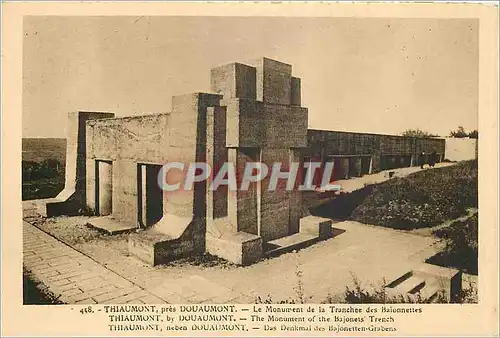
[22,159,65,200]
[342,273,447,304]
[401,129,439,138]
[349,160,477,229]
[428,213,478,274]
[459,279,478,303]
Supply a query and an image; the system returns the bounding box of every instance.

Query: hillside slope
[350,160,477,229]
[312,160,478,230]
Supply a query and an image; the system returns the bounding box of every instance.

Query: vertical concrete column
[259,148,293,242]
[355,157,362,177]
[59,111,114,210]
[154,92,221,242]
[342,158,350,179]
[227,148,239,232]
[206,106,229,222]
[206,110,215,224]
[97,160,113,216]
[238,148,259,235]
[255,58,292,105]
[291,77,301,106]
[140,164,147,226]
[164,93,222,219]
[211,63,257,101]
[224,147,259,235]
[288,149,302,234]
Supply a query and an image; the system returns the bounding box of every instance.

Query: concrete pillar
[355,157,362,177]
[360,156,371,175]
[140,164,147,226]
[389,156,396,169]
[164,93,222,220]
[227,148,239,232]
[211,63,256,100]
[291,77,301,106]
[342,158,350,179]
[288,149,301,234]
[259,148,292,242]
[236,148,259,235]
[255,57,292,105]
[47,111,114,217]
[223,147,259,235]
[97,160,112,216]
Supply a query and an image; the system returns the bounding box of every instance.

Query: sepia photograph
[21,15,479,306]
[2,2,498,337]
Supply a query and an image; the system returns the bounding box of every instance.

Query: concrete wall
[86,113,170,225]
[444,138,478,162]
[305,129,446,175]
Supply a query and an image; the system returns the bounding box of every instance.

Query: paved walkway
[336,162,454,193]
[303,162,455,209]
[24,217,441,304]
[23,222,165,304]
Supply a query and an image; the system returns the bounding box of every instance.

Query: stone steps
[417,283,441,303]
[389,276,426,296]
[385,266,451,303]
[265,233,318,257]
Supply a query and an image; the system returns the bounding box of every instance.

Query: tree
[449,126,468,138]
[468,130,478,139]
[401,129,439,138]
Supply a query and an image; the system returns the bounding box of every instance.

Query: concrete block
[318,219,333,239]
[206,232,262,265]
[129,225,203,266]
[86,114,170,163]
[128,232,157,266]
[211,63,256,100]
[291,77,301,106]
[254,58,292,105]
[258,105,308,148]
[46,199,80,217]
[414,263,462,303]
[225,99,262,148]
[300,215,333,240]
[260,207,290,242]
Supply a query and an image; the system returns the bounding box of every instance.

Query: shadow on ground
[23,269,62,305]
[310,184,376,221]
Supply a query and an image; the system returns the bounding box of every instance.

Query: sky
[22,16,479,138]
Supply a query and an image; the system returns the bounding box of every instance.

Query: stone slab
[206,231,262,265]
[86,216,137,235]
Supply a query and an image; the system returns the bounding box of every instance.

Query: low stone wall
[444,138,478,162]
